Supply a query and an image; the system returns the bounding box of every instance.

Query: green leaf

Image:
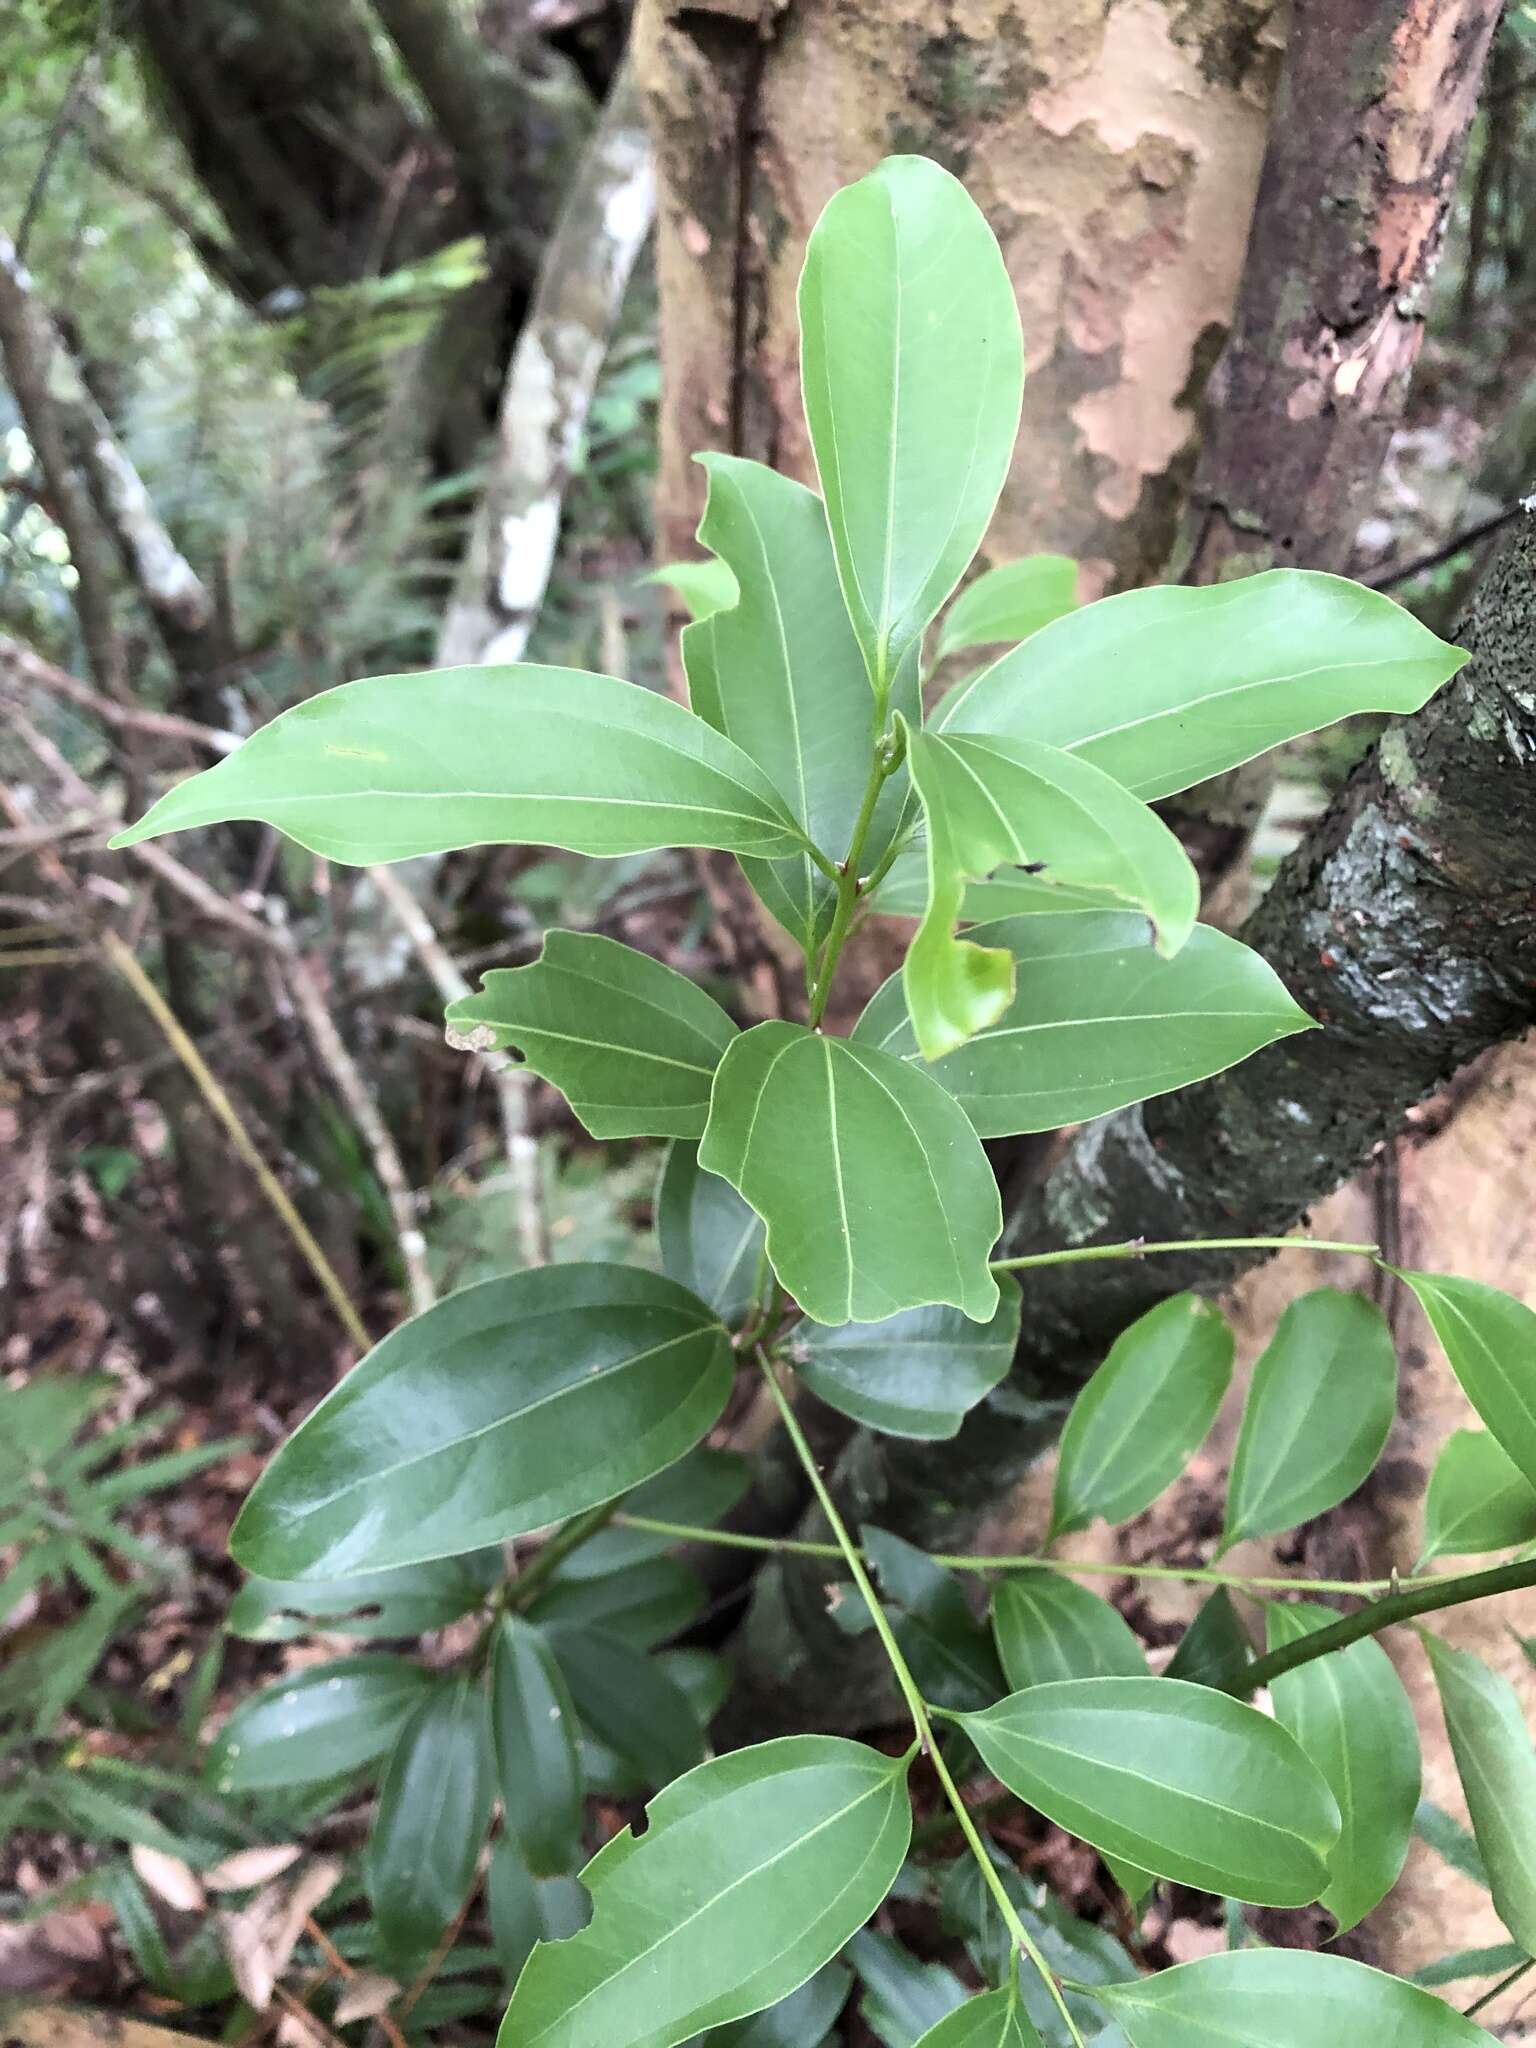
[113,665,811,864]
[658,1647,733,1732]
[938,1849,1137,2033]
[547,1626,705,1789]
[367,1676,494,1959]
[699,1022,1001,1326]
[227,1553,501,1641]
[499,1735,913,2048]
[683,454,916,949]
[912,1987,1044,2047]
[937,557,1078,660]
[1398,1272,1536,1491]
[1422,1429,1536,1562]
[207,1655,434,1792]
[705,1963,851,2047]
[991,1572,1145,1692]
[868,843,1123,923]
[1222,1289,1397,1550]
[559,1446,751,1580]
[1164,1587,1252,1694]
[445,933,738,1141]
[1414,1798,1488,1887]
[854,914,1311,1135]
[1097,1950,1491,2045]
[953,1676,1339,1905]
[1425,1634,1536,1954]
[1265,1602,1420,1933]
[1050,1296,1234,1540]
[528,1556,704,1648]
[491,1618,583,1877]
[798,155,1023,703]
[864,1525,1005,1710]
[231,1264,733,1578]
[794,1278,1020,1440]
[937,570,1467,801]
[1411,1941,1528,1986]
[902,727,1199,1061]
[645,558,740,622]
[848,1927,969,2048]
[657,1142,766,1327]
[489,1835,592,1985]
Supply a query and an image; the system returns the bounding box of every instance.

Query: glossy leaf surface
[991,1571,1145,1692]
[936,557,1077,659]
[114,666,810,864]
[1422,1428,1536,1561]
[207,1654,433,1791]
[366,1677,494,1957]
[548,1626,705,1789]
[1098,1950,1490,2045]
[528,1556,703,1649]
[232,1264,732,1577]
[1050,1296,1234,1540]
[446,932,737,1140]
[938,571,1466,801]
[954,1677,1338,1905]
[699,1022,1001,1325]
[499,1736,912,2048]
[1399,1272,1536,1489]
[226,1552,499,1642]
[795,1278,1020,1439]
[491,1617,583,1876]
[1425,1634,1536,1954]
[799,155,1023,701]
[656,1142,765,1327]
[855,914,1310,1135]
[558,1445,750,1580]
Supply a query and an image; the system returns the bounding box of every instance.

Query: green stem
[1242,1554,1536,1692]
[757,1354,1089,2048]
[807,738,899,1028]
[1464,1957,1535,2019]
[507,1500,619,1608]
[990,1235,1379,1275]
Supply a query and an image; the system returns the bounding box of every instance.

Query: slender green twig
[990,1235,1379,1275]
[1463,1956,1535,2019]
[807,736,901,1027]
[507,1500,620,1608]
[758,1354,1089,2048]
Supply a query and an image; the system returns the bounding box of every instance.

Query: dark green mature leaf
[489,1835,592,1985]
[991,1572,1145,1692]
[528,1556,704,1648]
[1422,1429,1536,1561]
[445,933,738,1140]
[912,1988,1044,2047]
[937,570,1466,801]
[1223,1289,1397,1550]
[798,155,1023,703]
[1399,1272,1536,1490]
[864,1526,1004,1710]
[491,1618,582,1877]
[684,454,916,949]
[1265,1603,1420,1933]
[366,1677,494,1957]
[855,914,1310,1136]
[232,1264,733,1578]
[953,1677,1339,1905]
[937,557,1077,660]
[1050,1296,1234,1540]
[113,665,811,864]
[657,1143,765,1327]
[1097,1950,1490,2045]
[1425,1634,1536,1954]
[705,1963,852,2047]
[902,727,1198,1061]
[499,1736,913,2048]
[547,1626,705,1789]
[207,1655,433,1791]
[848,1928,969,2048]
[699,1022,1001,1326]
[646,558,739,622]
[1164,1588,1252,1694]
[559,1446,751,1580]
[227,1553,500,1642]
[938,1846,1137,2030]
[795,1278,1020,1439]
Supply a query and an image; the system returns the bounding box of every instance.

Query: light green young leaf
[991,1571,1145,1693]
[794,1278,1020,1440]
[868,843,1121,923]
[1050,1296,1234,1540]
[798,155,1023,703]
[1398,1272,1536,1490]
[1425,1634,1536,1955]
[499,1736,913,2048]
[1097,1950,1490,2046]
[657,1142,766,1327]
[547,1626,705,1791]
[1223,1289,1397,1550]
[112,666,811,864]
[684,454,915,949]
[937,557,1078,660]
[912,1986,1044,2047]
[231,1264,733,1578]
[854,914,1312,1136]
[1422,1429,1536,1562]
[445,932,737,1141]
[206,1654,434,1791]
[528,1556,703,1649]
[937,570,1467,801]
[491,1617,583,1877]
[953,1676,1338,1906]
[699,1021,1001,1326]
[227,1552,501,1642]
[1265,1603,1420,1933]
[366,1676,494,1959]
[558,1445,750,1580]
[902,726,1198,1061]
[645,557,740,622]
